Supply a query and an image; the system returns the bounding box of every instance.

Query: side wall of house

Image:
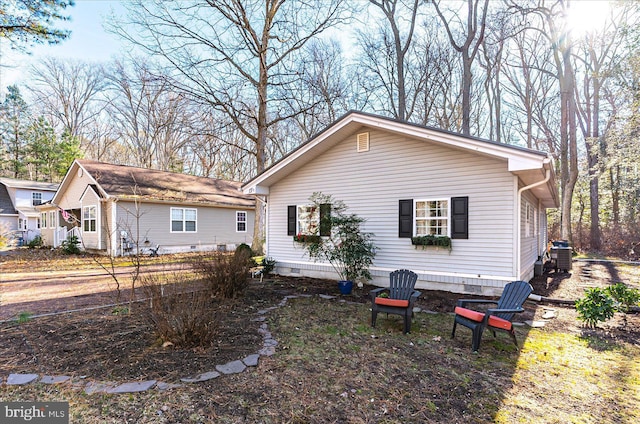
[80,187,101,250]
[266,128,522,295]
[519,189,547,281]
[115,201,255,255]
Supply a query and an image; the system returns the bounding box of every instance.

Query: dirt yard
[1,249,637,380]
[1,248,639,423]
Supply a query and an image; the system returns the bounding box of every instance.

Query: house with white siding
[0,177,59,245]
[243,111,559,295]
[39,159,255,256]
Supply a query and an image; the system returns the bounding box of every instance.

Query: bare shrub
[193,251,251,299]
[140,268,222,348]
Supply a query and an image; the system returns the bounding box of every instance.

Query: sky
[0,0,126,90]
[0,0,615,96]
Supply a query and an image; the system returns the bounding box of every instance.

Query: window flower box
[293,234,321,243]
[411,235,452,250]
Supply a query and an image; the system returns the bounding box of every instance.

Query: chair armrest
[408,290,421,308]
[486,307,524,315]
[370,287,388,302]
[456,299,498,308]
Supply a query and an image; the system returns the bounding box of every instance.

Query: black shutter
[319,203,331,236]
[287,205,296,236]
[451,196,468,239]
[398,199,413,238]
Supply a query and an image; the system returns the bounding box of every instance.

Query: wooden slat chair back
[370,269,421,334]
[451,280,532,352]
[389,269,418,300]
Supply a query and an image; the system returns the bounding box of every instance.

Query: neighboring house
[0,177,59,245]
[243,111,559,295]
[39,159,255,256]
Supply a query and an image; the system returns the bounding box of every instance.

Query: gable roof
[0,182,17,215]
[0,177,59,192]
[54,160,255,209]
[243,111,559,208]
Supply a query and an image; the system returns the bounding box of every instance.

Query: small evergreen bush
[576,283,640,327]
[61,234,81,254]
[27,235,43,248]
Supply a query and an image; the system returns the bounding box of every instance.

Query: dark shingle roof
[77,160,255,208]
[0,183,17,215]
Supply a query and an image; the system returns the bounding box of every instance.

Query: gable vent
[357,132,370,152]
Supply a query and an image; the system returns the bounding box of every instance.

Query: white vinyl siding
[116,201,254,248]
[265,128,518,289]
[520,190,542,281]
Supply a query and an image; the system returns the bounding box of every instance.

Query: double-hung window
[236,211,247,232]
[49,211,56,228]
[171,208,197,232]
[297,205,319,235]
[41,212,47,228]
[32,192,42,206]
[287,204,331,236]
[83,206,97,232]
[399,197,468,239]
[415,199,449,236]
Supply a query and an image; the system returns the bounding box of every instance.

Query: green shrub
[606,283,640,313]
[235,243,253,258]
[575,287,616,328]
[260,257,277,277]
[27,235,43,248]
[575,284,640,328]
[61,234,80,254]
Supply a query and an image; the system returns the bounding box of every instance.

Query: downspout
[516,167,551,280]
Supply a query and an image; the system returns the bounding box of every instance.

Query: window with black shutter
[451,196,468,239]
[319,203,331,236]
[287,205,297,235]
[398,199,413,238]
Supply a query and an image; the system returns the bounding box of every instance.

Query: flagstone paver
[180,371,221,383]
[242,354,260,367]
[85,381,116,395]
[216,360,246,375]
[1,292,341,394]
[40,375,71,384]
[107,380,157,394]
[7,373,38,385]
[156,381,183,391]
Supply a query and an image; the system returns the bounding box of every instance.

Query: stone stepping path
[1,293,320,395]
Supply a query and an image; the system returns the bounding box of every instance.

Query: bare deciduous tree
[28,57,108,143]
[432,0,490,136]
[110,0,349,252]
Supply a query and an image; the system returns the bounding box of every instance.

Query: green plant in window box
[411,235,452,249]
[293,234,322,243]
